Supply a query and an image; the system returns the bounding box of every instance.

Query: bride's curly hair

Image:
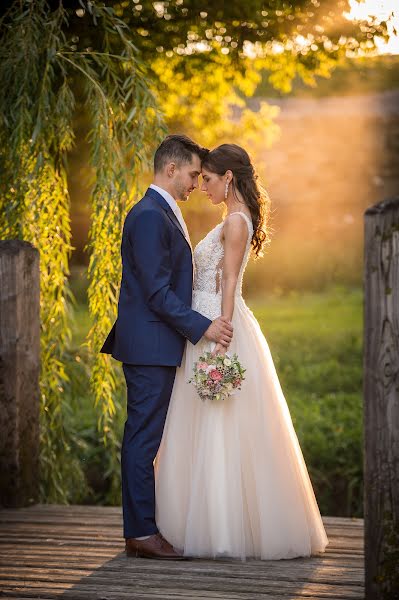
[202,144,272,258]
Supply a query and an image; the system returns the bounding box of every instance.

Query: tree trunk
[364,197,399,600]
[0,240,40,507]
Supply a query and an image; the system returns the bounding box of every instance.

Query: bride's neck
[225,192,246,215]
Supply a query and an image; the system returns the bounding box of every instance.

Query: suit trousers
[121,363,177,539]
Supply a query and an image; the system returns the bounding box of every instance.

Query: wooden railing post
[0,240,40,507]
[364,197,399,599]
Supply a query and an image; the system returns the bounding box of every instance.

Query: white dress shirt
[149,184,192,248]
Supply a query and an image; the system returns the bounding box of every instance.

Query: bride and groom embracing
[101,134,329,561]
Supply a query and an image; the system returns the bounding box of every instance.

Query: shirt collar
[149,183,178,213]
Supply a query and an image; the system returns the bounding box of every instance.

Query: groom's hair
[154,134,208,173]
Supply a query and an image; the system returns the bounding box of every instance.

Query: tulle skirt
[154,292,329,560]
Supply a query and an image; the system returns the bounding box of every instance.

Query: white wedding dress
[154,211,329,560]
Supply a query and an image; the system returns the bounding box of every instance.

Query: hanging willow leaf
[0,0,165,502]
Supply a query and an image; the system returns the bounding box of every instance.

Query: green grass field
[67,280,364,517]
[249,286,363,517]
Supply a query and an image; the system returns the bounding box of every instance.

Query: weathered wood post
[0,240,40,507]
[364,197,399,600]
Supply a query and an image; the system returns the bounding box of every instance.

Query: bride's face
[201,168,225,205]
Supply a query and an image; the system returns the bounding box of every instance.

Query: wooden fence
[0,240,40,507]
[363,196,399,600]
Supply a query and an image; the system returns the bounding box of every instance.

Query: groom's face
[172,154,202,202]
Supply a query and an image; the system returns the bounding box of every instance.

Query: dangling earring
[224,181,229,199]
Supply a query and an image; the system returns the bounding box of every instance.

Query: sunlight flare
[344,0,399,54]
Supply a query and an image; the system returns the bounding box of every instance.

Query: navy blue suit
[101,187,211,538]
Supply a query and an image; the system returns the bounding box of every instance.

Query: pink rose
[210,369,223,381]
[197,362,208,371]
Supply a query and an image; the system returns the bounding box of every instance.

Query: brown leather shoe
[125,533,188,560]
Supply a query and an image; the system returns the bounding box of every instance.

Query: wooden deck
[0,505,364,599]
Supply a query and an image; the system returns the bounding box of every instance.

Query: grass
[66,275,364,517]
[248,286,363,517]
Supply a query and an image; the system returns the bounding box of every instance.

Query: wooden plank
[0,541,362,554]
[0,552,364,572]
[0,569,365,599]
[0,504,363,528]
[0,528,359,543]
[0,552,362,568]
[0,592,365,600]
[0,561,365,587]
[0,526,360,542]
[0,524,364,544]
[0,578,365,598]
[1,506,357,519]
[1,559,363,581]
[0,539,363,554]
[0,564,365,585]
[0,543,338,557]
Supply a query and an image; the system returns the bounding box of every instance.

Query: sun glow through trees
[345,0,399,54]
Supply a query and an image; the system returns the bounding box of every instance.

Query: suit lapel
[145,187,191,253]
[164,208,186,239]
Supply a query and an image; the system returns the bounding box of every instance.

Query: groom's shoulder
[126,193,160,220]
[123,194,166,236]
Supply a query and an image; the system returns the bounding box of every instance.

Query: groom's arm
[129,209,211,344]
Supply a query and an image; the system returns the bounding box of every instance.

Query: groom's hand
[204,317,233,347]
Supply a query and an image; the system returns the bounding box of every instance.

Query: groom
[101,134,233,559]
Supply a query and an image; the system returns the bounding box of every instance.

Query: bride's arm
[221,214,248,320]
[213,215,248,354]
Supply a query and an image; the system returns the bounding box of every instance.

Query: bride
[154,143,329,560]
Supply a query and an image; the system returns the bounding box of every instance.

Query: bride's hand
[212,343,227,356]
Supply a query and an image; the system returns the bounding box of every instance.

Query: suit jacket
[100,187,212,366]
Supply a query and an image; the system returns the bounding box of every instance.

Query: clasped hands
[204,316,233,357]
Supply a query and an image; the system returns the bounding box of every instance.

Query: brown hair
[154,134,209,173]
[202,144,271,258]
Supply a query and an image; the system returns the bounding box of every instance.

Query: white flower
[223,358,232,367]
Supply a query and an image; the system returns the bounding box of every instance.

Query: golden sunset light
[345,0,399,54]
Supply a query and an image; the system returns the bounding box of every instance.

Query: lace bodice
[192,212,253,320]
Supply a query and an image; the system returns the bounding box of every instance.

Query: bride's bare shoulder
[222,212,249,244]
[224,211,251,228]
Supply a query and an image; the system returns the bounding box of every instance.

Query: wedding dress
[154,211,329,560]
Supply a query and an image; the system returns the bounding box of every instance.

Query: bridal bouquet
[189,351,246,402]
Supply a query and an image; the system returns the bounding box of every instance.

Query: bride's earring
[224,181,229,199]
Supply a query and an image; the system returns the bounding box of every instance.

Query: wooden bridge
[0,504,364,599]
